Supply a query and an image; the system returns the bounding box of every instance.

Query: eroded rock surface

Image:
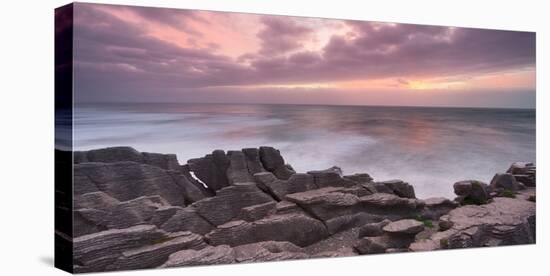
[67,146,536,272]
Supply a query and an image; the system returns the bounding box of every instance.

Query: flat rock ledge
[60,146,536,272]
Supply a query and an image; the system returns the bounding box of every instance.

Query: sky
[73,3,536,108]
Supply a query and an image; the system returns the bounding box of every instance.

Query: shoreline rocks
[66,146,536,272]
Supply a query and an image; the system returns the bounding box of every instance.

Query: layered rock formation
[67,146,536,272]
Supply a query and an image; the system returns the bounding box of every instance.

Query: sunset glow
[73,3,536,108]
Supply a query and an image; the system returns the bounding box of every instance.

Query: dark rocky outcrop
[69,146,536,272]
[453,180,491,205]
[259,146,296,180]
[507,162,536,187]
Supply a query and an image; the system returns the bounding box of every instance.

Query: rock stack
[63,146,536,272]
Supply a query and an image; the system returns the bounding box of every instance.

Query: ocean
[73,103,535,198]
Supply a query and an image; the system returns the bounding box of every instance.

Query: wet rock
[192,182,274,226]
[490,173,519,191]
[161,245,236,267]
[259,146,295,180]
[453,180,490,205]
[206,213,329,247]
[187,150,230,191]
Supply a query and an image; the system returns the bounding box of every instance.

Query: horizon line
[74,101,536,110]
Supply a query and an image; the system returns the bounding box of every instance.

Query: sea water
[73,103,535,198]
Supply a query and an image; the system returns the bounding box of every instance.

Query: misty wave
[74,103,535,198]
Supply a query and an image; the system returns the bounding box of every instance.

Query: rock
[74,209,109,237]
[383,219,425,235]
[409,193,535,251]
[312,248,357,258]
[81,147,143,164]
[358,219,392,237]
[359,193,420,210]
[141,152,181,170]
[74,191,120,210]
[107,231,207,270]
[102,196,169,229]
[74,195,170,236]
[420,197,458,220]
[354,236,390,254]
[307,166,348,188]
[490,173,519,191]
[166,171,208,203]
[74,162,188,206]
[288,173,318,192]
[187,150,230,191]
[285,187,361,221]
[150,206,181,227]
[507,162,535,175]
[226,150,255,185]
[73,225,165,270]
[179,164,215,196]
[238,201,277,222]
[275,201,300,214]
[242,148,266,175]
[192,183,274,226]
[506,162,536,187]
[254,172,316,200]
[206,213,329,247]
[379,180,416,198]
[233,241,308,263]
[325,212,380,234]
[159,207,214,235]
[286,188,420,230]
[438,219,454,231]
[75,147,181,170]
[343,173,373,184]
[161,245,236,267]
[453,180,490,205]
[259,146,295,180]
